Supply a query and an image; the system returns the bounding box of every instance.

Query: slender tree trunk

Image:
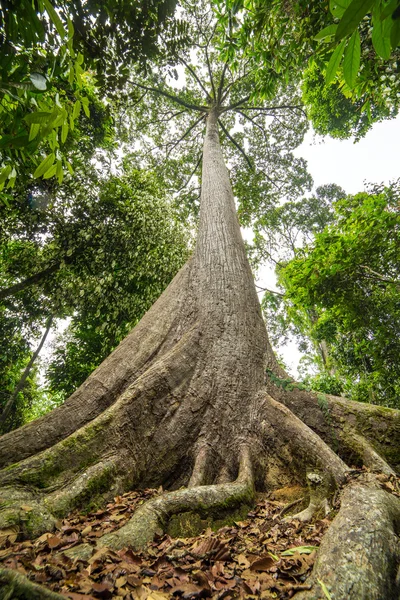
[0,110,399,599]
[0,265,61,301]
[0,315,53,430]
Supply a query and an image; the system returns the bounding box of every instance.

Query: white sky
[256,114,400,376]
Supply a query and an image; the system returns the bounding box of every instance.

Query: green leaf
[0,165,12,185]
[317,579,332,600]
[25,111,55,125]
[66,160,74,175]
[43,164,57,179]
[67,17,74,38]
[81,97,90,118]
[61,121,69,144]
[343,30,361,87]
[314,24,338,41]
[336,0,375,41]
[281,545,319,556]
[72,100,81,120]
[33,153,55,178]
[381,0,398,20]
[372,15,392,58]
[42,0,66,39]
[330,0,351,19]
[391,17,400,48]
[56,159,63,184]
[29,73,47,91]
[326,39,346,84]
[29,123,40,142]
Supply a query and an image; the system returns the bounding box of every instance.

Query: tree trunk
[0,315,53,431]
[0,108,399,599]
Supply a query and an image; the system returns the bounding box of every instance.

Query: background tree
[0,3,399,599]
[0,162,189,430]
[277,181,400,408]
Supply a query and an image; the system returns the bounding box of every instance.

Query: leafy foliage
[0,0,183,192]
[0,165,189,421]
[224,0,400,138]
[278,182,400,407]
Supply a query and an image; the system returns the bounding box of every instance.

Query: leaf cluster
[278,182,400,407]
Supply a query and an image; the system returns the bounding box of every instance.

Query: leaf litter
[1,466,399,599]
[0,485,336,600]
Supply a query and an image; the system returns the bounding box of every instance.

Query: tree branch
[175,152,203,194]
[166,115,205,158]
[220,95,251,113]
[128,80,208,113]
[218,119,253,170]
[178,57,212,103]
[217,60,229,105]
[238,104,306,116]
[0,263,61,300]
[255,284,284,297]
[359,265,400,287]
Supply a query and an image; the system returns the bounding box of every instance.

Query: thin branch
[128,80,208,113]
[236,109,268,142]
[166,115,205,158]
[255,284,284,297]
[218,119,253,170]
[0,263,61,300]
[175,152,203,194]
[359,265,400,286]
[179,57,212,103]
[220,95,251,113]
[217,60,229,105]
[205,46,217,100]
[239,104,306,115]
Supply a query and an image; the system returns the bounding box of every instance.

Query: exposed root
[0,568,65,600]
[259,392,349,486]
[287,471,332,522]
[295,474,400,600]
[64,446,254,559]
[279,385,400,473]
[188,445,211,487]
[348,433,396,476]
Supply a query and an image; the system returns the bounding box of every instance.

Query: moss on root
[167,504,252,538]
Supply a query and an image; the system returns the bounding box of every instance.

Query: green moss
[19,456,63,489]
[167,504,252,538]
[50,464,117,517]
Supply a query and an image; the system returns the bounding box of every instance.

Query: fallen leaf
[0,526,19,547]
[250,555,275,572]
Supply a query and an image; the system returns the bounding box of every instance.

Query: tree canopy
[266,181,400,408]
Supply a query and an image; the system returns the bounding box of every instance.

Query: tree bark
[0,108,399,599]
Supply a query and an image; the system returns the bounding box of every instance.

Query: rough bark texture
[0,108,399,599]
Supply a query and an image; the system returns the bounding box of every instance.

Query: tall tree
[0,2,399,599]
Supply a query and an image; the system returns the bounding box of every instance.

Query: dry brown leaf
[0,526,19,548]
[235,553,250,569]
[250,555,275,572]
[48,535,63,549]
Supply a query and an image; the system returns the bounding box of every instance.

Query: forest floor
[1,471,397,599]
